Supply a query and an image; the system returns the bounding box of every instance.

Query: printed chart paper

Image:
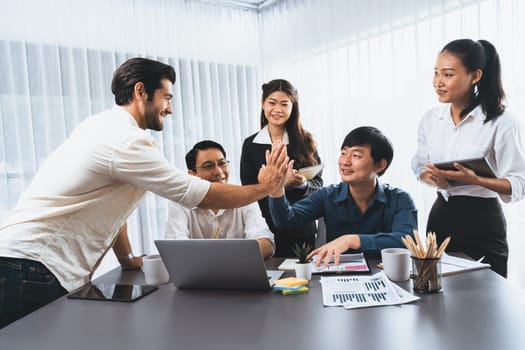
[320,271,419,309]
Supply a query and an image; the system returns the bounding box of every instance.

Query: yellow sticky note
[274,277,308,287]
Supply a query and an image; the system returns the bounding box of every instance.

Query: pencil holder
[411,257,442,293]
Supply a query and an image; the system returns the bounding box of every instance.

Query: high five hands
[257,141,294,197]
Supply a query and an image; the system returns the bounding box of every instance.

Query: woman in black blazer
[240,79,323,257]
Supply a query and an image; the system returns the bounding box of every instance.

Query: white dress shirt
[411,104,525,203]
[165,200,274,247]
[0,106,210,291]
[252,125,289,144]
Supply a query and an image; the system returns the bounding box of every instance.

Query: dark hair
[185,140,227,171]
[111,57,176,106]
[441,39,505,122]
[341,126,393,176]
[260,79,318,166]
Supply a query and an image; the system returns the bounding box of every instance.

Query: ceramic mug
[381,248,411,281]
[141,254,169,285]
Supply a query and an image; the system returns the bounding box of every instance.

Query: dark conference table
[1,258,525,350]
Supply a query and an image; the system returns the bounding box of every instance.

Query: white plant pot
[295,261,313,280]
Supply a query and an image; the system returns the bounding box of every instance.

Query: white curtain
[0,0,262,274]
[1,0,525,286]
[259,0,525,287]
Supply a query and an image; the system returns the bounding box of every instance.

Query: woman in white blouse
[411,39,525,277]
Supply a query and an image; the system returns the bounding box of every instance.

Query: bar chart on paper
[332,291,388,304]
[320,272,419,309]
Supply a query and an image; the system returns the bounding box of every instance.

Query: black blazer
[240,132,323,257]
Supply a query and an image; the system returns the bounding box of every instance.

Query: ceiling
[202,0,282,10]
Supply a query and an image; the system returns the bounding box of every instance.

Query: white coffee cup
[141,254,169,285]
[381,248,411,281]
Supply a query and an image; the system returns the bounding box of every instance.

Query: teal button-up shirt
[268,181,417,256]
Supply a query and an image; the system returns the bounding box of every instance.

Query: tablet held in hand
[434,156,496,186]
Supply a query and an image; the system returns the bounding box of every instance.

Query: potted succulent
[292,242,313,280]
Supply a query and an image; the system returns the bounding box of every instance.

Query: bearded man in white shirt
[0,58,291,328]
[166,140,275,258]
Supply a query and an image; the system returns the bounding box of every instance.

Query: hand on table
[307,234,361,267]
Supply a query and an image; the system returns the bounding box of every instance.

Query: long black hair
[260,79,318,166]
[441,39,505,122]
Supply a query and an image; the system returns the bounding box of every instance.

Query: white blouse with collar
[411,104,525,203]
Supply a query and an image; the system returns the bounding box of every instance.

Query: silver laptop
[155,239,283,290]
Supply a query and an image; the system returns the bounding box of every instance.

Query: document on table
[440,253,491,276]
[278,253,370,274]
[376,253,490,276]
[320,271,419,309]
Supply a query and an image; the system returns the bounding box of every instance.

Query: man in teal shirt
[269,126,417,266]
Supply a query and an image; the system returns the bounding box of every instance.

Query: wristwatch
[118,252,135,264]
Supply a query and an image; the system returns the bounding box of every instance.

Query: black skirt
[426,193,508,277]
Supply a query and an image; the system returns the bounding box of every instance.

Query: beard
[144,108,164,131]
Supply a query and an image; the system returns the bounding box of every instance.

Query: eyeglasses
[195,160,230,171]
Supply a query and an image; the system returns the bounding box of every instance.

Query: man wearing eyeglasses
[0,58,290,328]
[165,140,275,258]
